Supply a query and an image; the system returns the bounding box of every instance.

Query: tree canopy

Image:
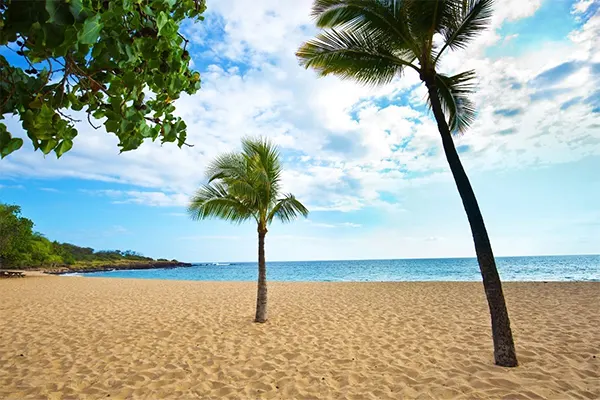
[0,0,206,158]
[0,203,34,267]
[296,0,493,134]
[188,137,309,232]
[0,202,153,268]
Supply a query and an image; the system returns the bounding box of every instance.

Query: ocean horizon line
[189,253,600,265]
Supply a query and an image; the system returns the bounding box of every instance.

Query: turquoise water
[79,255,599,282]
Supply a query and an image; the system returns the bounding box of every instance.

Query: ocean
[79,255,599,282]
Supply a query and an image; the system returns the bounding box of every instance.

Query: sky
[1,0,599,262]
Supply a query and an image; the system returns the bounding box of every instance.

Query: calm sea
[79,255,599,282]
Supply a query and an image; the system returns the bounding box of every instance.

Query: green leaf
[105,120,119,133]
[38,104,55,128]
[1,138,24,159]
[39,139,58,155]
[162,123,173,140]
[92,109,105,119]
[139,124,153,138]
[43,23,66,48]
[54,139,73,158]
[57,25,79,56]
[45,0,74,25]
[29,97,43,109]
[156,12,168,35]
[124,44,137,63]
[71,99,84,111]
[78,14,103,45]
[68,0,85,21]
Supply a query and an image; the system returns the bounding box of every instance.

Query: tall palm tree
[188,137,309,323]
[296,0,518,367]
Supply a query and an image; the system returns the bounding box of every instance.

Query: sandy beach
[0,277,598,399]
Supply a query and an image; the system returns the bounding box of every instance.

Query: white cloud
[82,189,188,207]
[572,0,594,15]
[111,225,130,235]
[165,212,187,217]
[180,235,242,240]
[0,183,25,190]
[40,187,60,193]
[305,220,362,228]
[1,0,598,216]
[340,222,361,228]
[113,191,189,207]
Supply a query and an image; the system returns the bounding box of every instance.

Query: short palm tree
[297,0,518,366]
[188,137,309,323]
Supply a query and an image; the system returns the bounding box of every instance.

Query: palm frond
[189,137,307,229]
[267,194,309,224]
[241,137,282,186]
[311,0,418,54]
[227,180,261,205]
[205,152,247,183]
[404,0,453,43]
[241,137,282,206]
[297,28,416,86]
[188,182,256,224]
[435,0,494,63]
[430,70,477,133]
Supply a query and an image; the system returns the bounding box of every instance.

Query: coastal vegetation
[0,202,180,271]
[297,0,518,367]
[0,0,206,158]
[188,137,309,323]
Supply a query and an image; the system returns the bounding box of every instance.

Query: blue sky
[1,0,599,262]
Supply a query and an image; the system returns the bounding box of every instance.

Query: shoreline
[39,260,193,275]
[58,276,600,283]
[50,268,599,283]
[1,278,598,399]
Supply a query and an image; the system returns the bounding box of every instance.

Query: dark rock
[45,261,193,275]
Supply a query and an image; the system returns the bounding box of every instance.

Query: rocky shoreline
[44,260,193,275]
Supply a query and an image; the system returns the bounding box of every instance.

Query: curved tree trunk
[424,78,518,367]
[255,228,268,323]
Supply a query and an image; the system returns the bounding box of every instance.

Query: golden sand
[0,276,598,399]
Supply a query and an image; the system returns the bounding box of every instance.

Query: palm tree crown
[188,137,309,232]
[296,0,493,133]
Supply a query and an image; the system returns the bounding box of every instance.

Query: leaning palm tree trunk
[425,79,518,367]
[255,228,268,323]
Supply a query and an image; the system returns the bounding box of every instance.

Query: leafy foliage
[0,202,152,268]
[433,70,477,133]
[297,0,494,133]
[188,137,309,231]
[0,204,34,267]
[0,0,206,158]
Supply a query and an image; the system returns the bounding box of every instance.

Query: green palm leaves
[188,138,309,229]
[296,0,494,133]
[434,70,478,133]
